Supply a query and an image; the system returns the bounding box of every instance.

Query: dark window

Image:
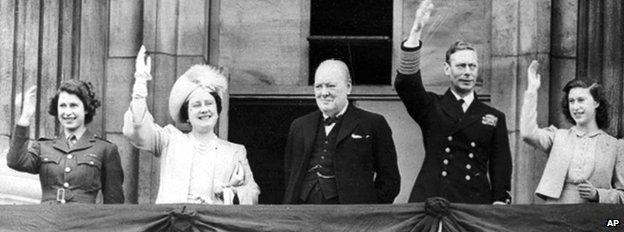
[309,0,393,85]
[228,98,317,204]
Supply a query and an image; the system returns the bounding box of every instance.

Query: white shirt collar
[450,89,475,108]
[322,102,349,119]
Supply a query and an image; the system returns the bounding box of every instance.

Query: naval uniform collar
[450,89,475,108]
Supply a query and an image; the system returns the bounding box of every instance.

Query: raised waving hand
[133,45,152,99]
[527,60,541,92]
[406,0,434,47]
[16,86,37,126]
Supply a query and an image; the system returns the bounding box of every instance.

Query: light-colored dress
[520,90,624,204]
[122,108,260,205]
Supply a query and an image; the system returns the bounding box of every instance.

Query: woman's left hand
[527,60,541,91]
[132,45,152,100]
[135,45,152,80]
[578,179,598,202]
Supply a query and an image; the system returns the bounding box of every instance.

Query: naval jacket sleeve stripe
[399,40,421,75]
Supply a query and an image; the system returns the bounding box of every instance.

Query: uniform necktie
[68,134,77,149]
[458,98,466,113]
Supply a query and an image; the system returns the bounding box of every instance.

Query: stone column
[490,0,551,204]
[577,0,624,137]
[550,0,577,129]
[138,0,210,203]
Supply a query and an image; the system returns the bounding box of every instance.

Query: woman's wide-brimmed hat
[168,65,227,123]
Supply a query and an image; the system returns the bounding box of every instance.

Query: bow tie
[323,116,341,126]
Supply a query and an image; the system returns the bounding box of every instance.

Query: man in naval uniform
[395,0,512,204]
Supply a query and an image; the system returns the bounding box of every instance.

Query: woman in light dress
[123,46,259,204]
[520,60,623,204]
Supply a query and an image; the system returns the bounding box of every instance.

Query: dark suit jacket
[283,104,400,204]
[395,65,512,203]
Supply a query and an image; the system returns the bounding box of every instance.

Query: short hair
[48,79,101,124]
[560,79,610,129]
[179,91,222,122]
[445,41,476,64]
[314,59,352,83]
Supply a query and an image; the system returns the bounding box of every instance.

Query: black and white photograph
[0,0,622,231]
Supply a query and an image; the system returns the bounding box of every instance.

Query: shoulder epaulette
[93,134,113,144]
[36,137,54,141]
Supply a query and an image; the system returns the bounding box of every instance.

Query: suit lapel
[302,111,321,160]
[336,104,360,145]
[450,95,485,134]
[293,112,321,185]
[440,89,463,122]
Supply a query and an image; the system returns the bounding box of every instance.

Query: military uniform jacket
[7,125,124,204]
[394,43,512,204]
[283,104,401,204]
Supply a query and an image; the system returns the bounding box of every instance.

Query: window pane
[309,39,391,85]
[309,0,393,85]
[310,0,393,36]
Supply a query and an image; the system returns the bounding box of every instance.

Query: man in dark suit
[283,60,400,204]
[394,0,512,204]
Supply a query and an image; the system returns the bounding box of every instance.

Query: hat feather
[181,65,228,99]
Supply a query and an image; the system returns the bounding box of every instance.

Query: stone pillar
[577,0,624,137]
[550,0,577,129]
[490,0,551,204]
[138,0,210,203]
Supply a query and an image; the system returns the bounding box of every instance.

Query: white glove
[16,86,37,126]
[133,45,152,98]
[527,60,541,92]
[222,188,235,205]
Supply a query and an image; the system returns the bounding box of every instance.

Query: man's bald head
[313,59,352,116]
[315,59,351,84]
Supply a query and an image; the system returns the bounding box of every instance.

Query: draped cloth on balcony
[0,198,622,232]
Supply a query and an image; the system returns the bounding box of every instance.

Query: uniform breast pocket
[76,155,103,189]
[39,154,62,185]
[40,154,62,165]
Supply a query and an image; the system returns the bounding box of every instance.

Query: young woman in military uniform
[7,80,124,204]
